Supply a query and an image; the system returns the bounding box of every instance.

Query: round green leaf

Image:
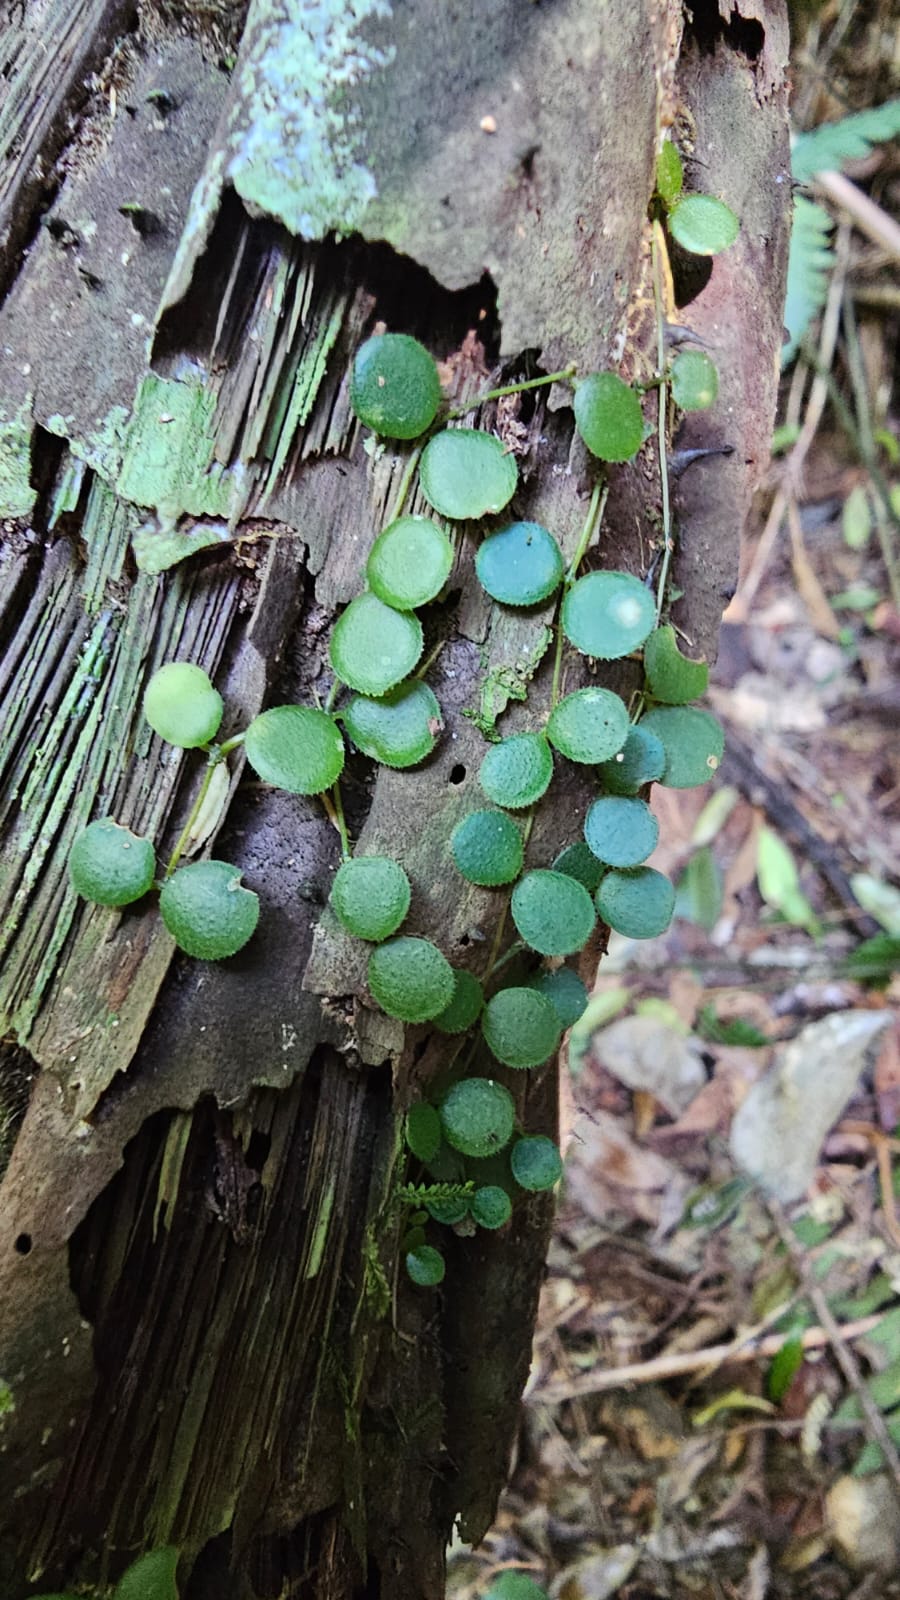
[245,705,345,795]
[584,795,659,868]
[471,1185,512,1230]
[481,986,562,1069]
[143,661,223,748]
[562,571,655,659]
[426,1195,470,1224]
[529,966,589,1029]
[159,860,260,960]
[669,194,739,256]
[656,139,683,206]
[451,809,523,886]
[69,818,156,907]
[342,679,442,768]
[643,624,709,704]
[405,1102,442,1162]
[440,1077,516,1158]
[330,592,423,697]
[546,687,630,764]
[510,869,596,957]
[552,841,606,893]
[484,1575,549,1600]
[350,333,441,439]
[330,855,410,941]
[670,349,719,412]
[113,1548,180,1600]
[475,521,564,606]
[511,1135,563,1193]
[596,866,675,939]
[419,428,518,520]
[479,732,553,810]
[640,705,724,787]
[598,725,666,794]
[433,969,484,1034]
[367,936,455,1023]
[367,515,454,610]
[406,1244,446,1286]
[573,372,644,463]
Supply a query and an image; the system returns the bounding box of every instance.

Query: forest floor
[449,7,900,1598]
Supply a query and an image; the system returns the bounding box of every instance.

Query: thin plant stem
[551,480,607,707]
[415,640,445,680]
[651,223,673,624]
[218,732,245,757]
[321,783,351,858]
[486,939,526,979]
[565,479,606,583]
[482,815,535,983]
[388,446,422,522]
[445,367,576,422]
[803,342,900,610]
[325,677,342,714]
[165,756,221,878]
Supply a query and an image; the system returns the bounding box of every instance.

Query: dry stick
[651,223,673,625]
[769,1198,900,1507]
[732,219,852,619]
[530,1311,886,1405]
[816,170,900,264]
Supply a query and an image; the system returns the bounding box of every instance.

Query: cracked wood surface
[0,2,790,1594]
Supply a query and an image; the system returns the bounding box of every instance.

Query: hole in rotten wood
[14,1232,32,1255]
[448,764,466,786]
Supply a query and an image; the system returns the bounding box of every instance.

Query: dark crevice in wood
[0,1040,35,1184]
[683,0,765,61]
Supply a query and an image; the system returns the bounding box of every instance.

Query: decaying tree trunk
[0,1,790,1594]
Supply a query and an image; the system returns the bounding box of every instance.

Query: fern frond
[792,98,900,184]
[395,1180,474,1206]
[782,195,835,366]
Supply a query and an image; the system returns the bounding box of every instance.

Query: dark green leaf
[350,333,441,439]
[475,520,564,606]
[342,679,442,768]
[511,869,596,957]
[562,571,655,659]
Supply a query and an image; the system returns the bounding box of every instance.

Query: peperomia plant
[68,161,737,1285]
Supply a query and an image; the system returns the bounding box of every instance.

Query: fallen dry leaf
[566,1108,690,1228]
[591,1015,707,1116]
[730,1011,893,1201]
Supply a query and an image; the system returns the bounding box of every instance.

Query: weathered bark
[0,1,790,1595]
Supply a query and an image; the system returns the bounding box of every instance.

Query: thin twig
[769,1198,900,1508]
[732,221,851,618]
[816,170,900,264]
[530,1312,886,1405]
[651,223,673,623]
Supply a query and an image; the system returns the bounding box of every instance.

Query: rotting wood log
[0,1,790,1594]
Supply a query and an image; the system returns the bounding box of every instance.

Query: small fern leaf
[782,195,835,366]
[792,98,900,184]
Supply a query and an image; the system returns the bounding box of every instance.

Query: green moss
[226,0,390,238]
[117,375,242,519]
[0,398,36,519]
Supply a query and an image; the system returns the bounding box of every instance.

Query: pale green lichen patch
[0,398,36,519]
[45,405,130,485]
[226,0,393,237]
[116,375,244,519]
